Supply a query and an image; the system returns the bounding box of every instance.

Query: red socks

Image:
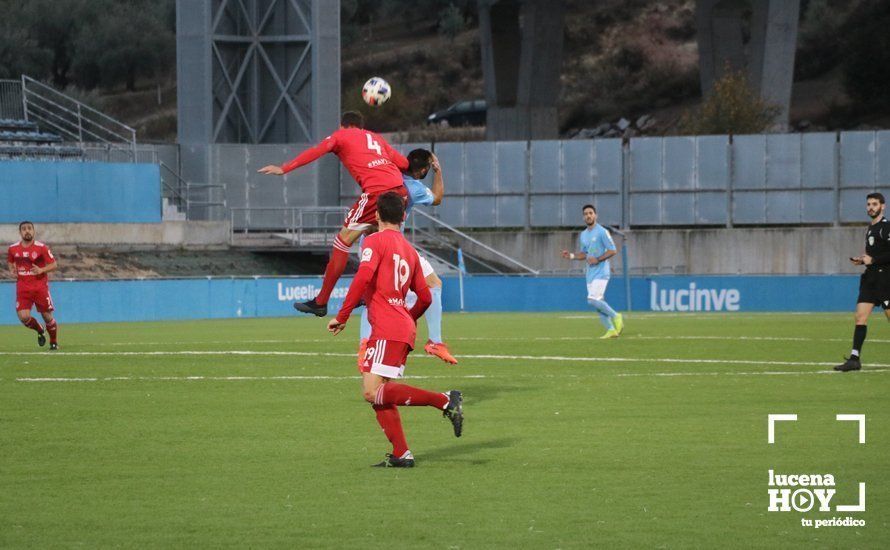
[376,383,449,409]
[46,319,58,344]
[315,236,351,305]
[21,317,44,334]
[373,404,409,457]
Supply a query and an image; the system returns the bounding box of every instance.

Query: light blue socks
[360,307,372,339]
[588,298,617,330]
[426,286,443,343]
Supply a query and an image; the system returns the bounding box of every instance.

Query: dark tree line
[0,0,174,91]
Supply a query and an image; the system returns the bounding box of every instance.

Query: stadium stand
[0,118,83,160]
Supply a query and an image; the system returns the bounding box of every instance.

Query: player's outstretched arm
[259,135,337,176]
[430,153,444,206]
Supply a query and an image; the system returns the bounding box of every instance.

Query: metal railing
[0,79,25,119]
[158,160,189,213]
[408,209,539,275]
[229,207,347,247]
[227,205,538,274]
[20,75,136,158]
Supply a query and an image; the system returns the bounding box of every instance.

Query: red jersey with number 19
[336,229,430,347]
[281,127,409,194]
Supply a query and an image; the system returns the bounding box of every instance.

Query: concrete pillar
[478,0,565,140]
[696,0,800,127]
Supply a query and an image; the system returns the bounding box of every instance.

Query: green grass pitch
[1,312,888,548]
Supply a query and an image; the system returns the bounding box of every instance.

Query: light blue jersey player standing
[562,204,624,338]
[358,149,458,364]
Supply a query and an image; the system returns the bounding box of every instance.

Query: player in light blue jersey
[562,204,624,338]
[357,148,458,364]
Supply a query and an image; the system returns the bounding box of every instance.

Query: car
[426,99,487,127]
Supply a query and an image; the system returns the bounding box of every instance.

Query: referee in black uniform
[836,192,890,372]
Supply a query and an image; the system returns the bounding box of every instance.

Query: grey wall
[336,132,889,230]
[463,226,871,276]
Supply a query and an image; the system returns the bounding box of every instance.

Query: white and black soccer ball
[362,77,391,107]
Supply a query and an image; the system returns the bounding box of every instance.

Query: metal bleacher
[0,117,84,160]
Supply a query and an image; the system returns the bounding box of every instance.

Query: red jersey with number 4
[7,241,54,291]
[281,127,409,194]
[336,229,430,346]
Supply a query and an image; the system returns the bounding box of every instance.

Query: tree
[72,1,174,91]
[679,68,780,135]
[840,0,890,106]
[18,0,97,88]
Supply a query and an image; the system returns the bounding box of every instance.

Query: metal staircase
[229,205,538,275]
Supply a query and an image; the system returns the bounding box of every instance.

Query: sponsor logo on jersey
[361,248,373,262]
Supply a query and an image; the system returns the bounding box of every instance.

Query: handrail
[410,208,539,274]
[20,75,136,157]
[228,205,536,274]
[408,223,506,274]
[23,76,136,133]
[411,242,461,272]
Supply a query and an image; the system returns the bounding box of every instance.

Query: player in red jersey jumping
[258,111,409,317]
[7,221,59,350]
[328,191,463,468]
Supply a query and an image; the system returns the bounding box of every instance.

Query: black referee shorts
[857,268,890,310]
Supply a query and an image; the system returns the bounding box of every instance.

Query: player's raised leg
[294,226,364,317]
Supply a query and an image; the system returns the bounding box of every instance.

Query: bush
[438,4,466,40]
[679,68,780,135]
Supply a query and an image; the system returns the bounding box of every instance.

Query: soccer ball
[362,77,391,107]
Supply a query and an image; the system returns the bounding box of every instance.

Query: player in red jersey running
[328,191,463,468]
[258,111,409,317]
[7,221,59,350]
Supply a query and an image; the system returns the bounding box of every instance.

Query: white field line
[14,368,890,383]
[3,349,890,369]
[15,374,489,383]
[21,335,890,347]
[562,313,849,320]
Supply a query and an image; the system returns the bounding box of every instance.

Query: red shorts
[359,339,412,378]
[343,187,408,232]
[16,287,54,313]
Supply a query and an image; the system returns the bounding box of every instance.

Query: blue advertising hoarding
[0,274,860,325]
